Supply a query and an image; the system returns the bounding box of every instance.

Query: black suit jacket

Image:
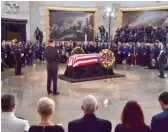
[114,124,150,132]
[68,114,112,132]
[158,49,168,64]
[45,46,60,70]
[29,125,64,132]
[151,108,168,132]
[14,48,22,62]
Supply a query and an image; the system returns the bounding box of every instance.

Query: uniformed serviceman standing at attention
[45,40,60,95]
[14,43,23,75]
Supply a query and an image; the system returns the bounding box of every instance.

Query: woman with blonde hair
[29,97,64,132]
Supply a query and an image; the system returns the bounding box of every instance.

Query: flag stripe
[68,54,98,67]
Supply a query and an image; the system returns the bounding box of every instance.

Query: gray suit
[45,46,60,94]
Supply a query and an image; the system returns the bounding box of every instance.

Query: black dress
[114,124,150,132]
[29,125,65,132]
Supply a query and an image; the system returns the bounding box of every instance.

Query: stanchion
[41,53,45,65]
[131,55,134,67]
[33,52,36,67]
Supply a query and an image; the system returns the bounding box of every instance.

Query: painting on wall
[49,10,95,41]
[122,10,168,28]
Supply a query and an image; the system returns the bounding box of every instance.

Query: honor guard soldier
[14,43,23,75]
[45,40,60,95]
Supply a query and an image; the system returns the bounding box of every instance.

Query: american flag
[68,54,99,67]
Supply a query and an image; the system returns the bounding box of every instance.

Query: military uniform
[45,44,60,95]
[14,46,22,75]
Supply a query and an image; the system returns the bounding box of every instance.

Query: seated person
[114,100,150,132]
[151,91,168,132]
[29,97,64,132]
[68,95,112,132]
[1,94,30,132]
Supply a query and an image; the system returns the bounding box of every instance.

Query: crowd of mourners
[1,91,168,132]
[1,39,46,72]
[1,25,168,72]
[114,25,168,44]
[2,39,168,72]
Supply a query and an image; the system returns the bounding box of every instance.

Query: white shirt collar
[1,112,15,118]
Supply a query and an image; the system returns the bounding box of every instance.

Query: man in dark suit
[157,44,168,78]
[45,40,60,95]
[151,91,168,132]
[68,95,112,132]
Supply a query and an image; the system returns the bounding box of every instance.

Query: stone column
[29,1,40,41]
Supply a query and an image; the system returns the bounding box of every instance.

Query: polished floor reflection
[1,63,168,132]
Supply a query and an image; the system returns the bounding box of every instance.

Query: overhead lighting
[106,13,110,16]
[106,7,112,13]
[112,8,116,12]
[111,12,114,16]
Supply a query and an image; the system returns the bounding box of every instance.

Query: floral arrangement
[71,47,85,55]
[98,49,115,69]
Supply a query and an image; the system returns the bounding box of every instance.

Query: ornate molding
[5,1,19,14]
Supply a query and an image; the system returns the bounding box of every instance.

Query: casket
[64,54,114,78]
[58,53,125,83]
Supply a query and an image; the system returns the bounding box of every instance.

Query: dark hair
[121,100,146,128]
[159,91,168,105]
[1,94,16,112]
[48,40,54,43]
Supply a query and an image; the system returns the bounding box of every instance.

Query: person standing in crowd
[68,95,112,132]
[153,42,160,68]
[35,41,40,61]
[151,91,168,132]
[1,40,7,71]
[166,32,168,44]
[29,97,65,132]
[45,40,60,95]
[26,42,33,65]
[6,40,15,68]
[14,43,23,75]
[114,100,150,132]
[20,42,26,67]
[1,94,29,132]
[39,43,45,62]
[157,44,168,78]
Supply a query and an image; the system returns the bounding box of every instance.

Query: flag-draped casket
[68,54,98,67]
[64,54,114,78]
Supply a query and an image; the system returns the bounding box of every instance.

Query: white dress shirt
[1,112,29,132]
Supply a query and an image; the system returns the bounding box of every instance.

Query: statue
[34,27,43,44]
[97,26,108,42]
[5,1,19,14]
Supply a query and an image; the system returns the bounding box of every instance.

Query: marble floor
[1,63,168,132]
